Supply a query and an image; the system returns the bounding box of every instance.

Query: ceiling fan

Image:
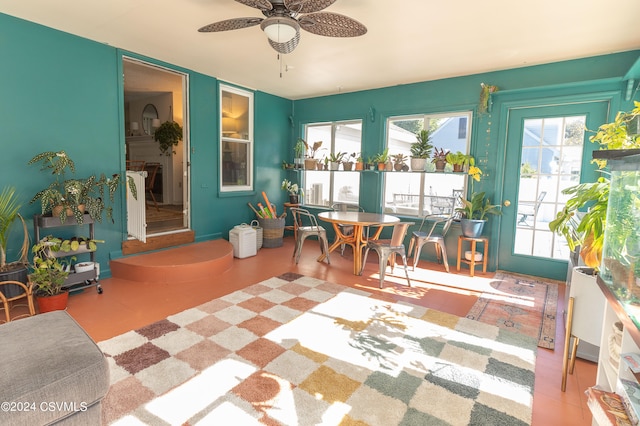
[198,0,367,54]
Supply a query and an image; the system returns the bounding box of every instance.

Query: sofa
[0,310,109,425]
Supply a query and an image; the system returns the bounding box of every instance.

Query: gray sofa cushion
[0,310,109,425]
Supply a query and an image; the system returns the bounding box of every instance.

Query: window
[384,112,472,217]
[304,121,362,206]
[220,85,253,192]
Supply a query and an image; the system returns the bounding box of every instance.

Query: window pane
[304,121,362,207]
[385,112,472,218]
[514,115,586,260]
[221,141,248,186]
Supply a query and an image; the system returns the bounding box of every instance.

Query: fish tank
[597,149,640,326]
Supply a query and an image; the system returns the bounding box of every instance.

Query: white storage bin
[229,225,257,258]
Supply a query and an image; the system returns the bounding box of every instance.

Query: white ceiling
[2,0,640,100]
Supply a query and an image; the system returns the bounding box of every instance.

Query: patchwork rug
[99,273,537,425]
[466,271,559,350]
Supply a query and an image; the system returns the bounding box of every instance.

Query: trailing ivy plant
[154,121,183,155]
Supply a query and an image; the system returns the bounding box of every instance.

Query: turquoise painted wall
[0,14,292,277]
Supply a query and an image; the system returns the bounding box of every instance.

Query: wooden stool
[457,236,488,277]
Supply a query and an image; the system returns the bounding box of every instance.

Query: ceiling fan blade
[234,0,273,11]
[284,0,336,14]
[198,17,263,33]
[268,31,300,54]
[299,12,367,37]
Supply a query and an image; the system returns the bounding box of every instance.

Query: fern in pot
[154,121,183,155]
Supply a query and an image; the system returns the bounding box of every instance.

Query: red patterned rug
[465,271,559,349]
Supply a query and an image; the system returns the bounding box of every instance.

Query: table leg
[317,223,356,264]
[482,239,488,274]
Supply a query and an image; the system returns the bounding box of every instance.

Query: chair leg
[401,253,411,287]
[438,241,450,272]
[412,240,425,270]
[378,251,387,289]
[360,247,371,276]
[294,236,306,264]
[408,236,415,257]
[147,190,160,212]
[321,234,330,264]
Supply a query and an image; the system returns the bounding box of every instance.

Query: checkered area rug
[98,273,537,425]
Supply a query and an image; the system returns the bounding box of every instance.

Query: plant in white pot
[410,129,433,171]
[456,165,502,237]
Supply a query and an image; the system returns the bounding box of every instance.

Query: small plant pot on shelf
[410,158,426,171]
[304,159,317,170]
[74,262,95,273]
[288,194,299,204]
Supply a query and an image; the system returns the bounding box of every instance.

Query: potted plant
[456,164,502,237]
[294,138,306,169]
[432,148,450,172]
[29,150,136,224]
[281,179,303,204]
[392,153,408,171]
[549,102,640,268]
[29,238,72,313]
[446,151,473,172]
[410,129,433,171]
[343,152,357,171]
[327,152,346,170]
[154,120,183,155]
[303,140,323,170]
[0,186,30,296]
[366,156,376,170]
[354,153,364,171]
[375,148,389,171]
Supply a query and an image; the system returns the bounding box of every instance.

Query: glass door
[498,101,609,280]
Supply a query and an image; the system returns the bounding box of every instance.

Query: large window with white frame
[304,121,362,207]
[384,112,472,217]
[220,85,253,192]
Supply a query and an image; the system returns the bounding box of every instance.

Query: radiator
[126,171,146,243]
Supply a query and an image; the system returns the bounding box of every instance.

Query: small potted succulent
[392,153,408,171]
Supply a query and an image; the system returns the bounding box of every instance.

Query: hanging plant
[478,83,499,114]
[154,121,183,155]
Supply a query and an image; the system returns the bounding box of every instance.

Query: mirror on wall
[142,104,159,135]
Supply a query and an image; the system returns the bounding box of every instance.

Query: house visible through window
[220,85,253,192]
[384,112,472,217]
[304,121,362,207]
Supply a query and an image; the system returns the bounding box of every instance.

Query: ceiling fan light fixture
[261,17,299,43]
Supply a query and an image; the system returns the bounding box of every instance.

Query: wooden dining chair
[360,222,414,288]
[289,207,331,264]
[126,160,146,171]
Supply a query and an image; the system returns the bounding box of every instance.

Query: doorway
[497,101,609,280]
[123,57,190,240]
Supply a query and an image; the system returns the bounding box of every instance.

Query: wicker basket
[251,220,263,250]
[258,217,285,248]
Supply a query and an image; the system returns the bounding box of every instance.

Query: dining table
[317,211,400,275]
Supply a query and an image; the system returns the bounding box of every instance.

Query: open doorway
[123,58,190,239]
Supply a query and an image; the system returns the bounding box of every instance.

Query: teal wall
[0,14,292,277]
[2,11,639,279]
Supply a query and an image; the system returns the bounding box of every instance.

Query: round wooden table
[317,211,400,275]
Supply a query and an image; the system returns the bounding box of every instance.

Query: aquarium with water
[598,150,640,325]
